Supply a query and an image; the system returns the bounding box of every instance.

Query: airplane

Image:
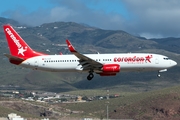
[3,24,177,80]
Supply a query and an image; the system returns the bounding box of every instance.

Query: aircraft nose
[171,60,177,66]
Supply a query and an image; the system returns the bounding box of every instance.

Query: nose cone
[171,60,177,67]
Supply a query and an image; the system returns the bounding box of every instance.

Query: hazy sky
[1,0,180,38]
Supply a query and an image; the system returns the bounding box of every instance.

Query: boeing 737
[3,24,177,80]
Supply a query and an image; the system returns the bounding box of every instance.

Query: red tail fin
[3,25,44,59]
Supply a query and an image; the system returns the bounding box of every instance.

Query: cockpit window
[163,58,169,60]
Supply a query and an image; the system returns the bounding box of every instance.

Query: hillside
[0,17,179,93]
[150,37,180,54]
[0,85,179,119]
[63,85,180,119]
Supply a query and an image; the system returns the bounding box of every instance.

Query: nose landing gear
[157,69,167,78]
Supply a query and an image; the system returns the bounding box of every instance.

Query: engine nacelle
[102,64,120,73]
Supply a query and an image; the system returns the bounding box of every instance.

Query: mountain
[150,37,180,53]
[0,17,20,26]
[0,17,179,92]
[20,22,158,53]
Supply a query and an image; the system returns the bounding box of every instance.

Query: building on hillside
[76,96,82,101]
[0,118,8,120]
[8,113,25,120]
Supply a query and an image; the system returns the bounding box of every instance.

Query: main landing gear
[87,71,94,81]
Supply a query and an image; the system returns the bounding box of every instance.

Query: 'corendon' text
[114,56,145,63]
[6,28,22,49]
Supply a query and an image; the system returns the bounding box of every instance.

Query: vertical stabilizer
[3,25,44,59]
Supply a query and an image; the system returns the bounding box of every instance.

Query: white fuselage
[20,53,177,73]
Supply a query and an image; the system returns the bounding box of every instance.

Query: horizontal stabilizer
[4,53,24,65]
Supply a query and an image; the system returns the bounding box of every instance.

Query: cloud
[2,0,180,38]
[122,0,180,38]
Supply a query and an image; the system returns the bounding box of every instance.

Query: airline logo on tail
[5,27,27,56]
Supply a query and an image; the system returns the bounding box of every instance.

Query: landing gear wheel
[87,73,94,81]
[157,74,161,77]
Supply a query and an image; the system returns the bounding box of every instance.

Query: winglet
[66,40,77,52]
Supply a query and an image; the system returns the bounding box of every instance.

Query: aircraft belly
[120,63,165,72]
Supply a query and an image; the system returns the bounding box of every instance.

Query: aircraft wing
[66,40,103,70]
